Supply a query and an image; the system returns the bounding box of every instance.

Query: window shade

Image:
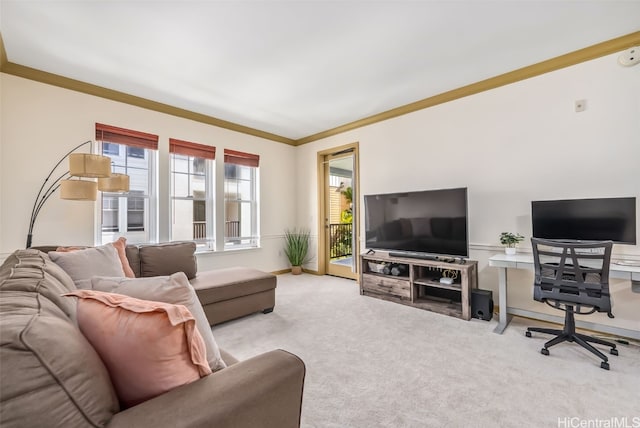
[224,149,259,167]
[169,138,216,160]
[96,123,159,150]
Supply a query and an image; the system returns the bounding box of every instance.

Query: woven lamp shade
[98,173,130,192]
[68,153,111,178]
[60,180,98,201]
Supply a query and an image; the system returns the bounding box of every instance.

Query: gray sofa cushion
[0,250,77,318]
[124,245,141,278]
[138,241,197,279]
[0,250,120,428]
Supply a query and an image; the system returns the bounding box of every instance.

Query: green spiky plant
[500,232,525,248]
[284,228,311,269]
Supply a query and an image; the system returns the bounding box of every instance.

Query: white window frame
[223,163,259,250]
[170,153,215,251]
[96,141,157,245]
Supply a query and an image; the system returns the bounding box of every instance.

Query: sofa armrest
[106,349,305,428]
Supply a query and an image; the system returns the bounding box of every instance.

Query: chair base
[525,307,618,370]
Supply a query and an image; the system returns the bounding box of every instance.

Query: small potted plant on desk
[500,232,525,255]
[284,228,311,275]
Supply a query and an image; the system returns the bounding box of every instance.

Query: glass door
[324,152,357,279]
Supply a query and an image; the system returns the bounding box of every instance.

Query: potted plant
[500,232,525,255]
[284,228,311,275]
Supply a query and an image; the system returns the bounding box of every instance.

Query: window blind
[224,149,259,167]
[169,138,216,160]
[95,123,159,150]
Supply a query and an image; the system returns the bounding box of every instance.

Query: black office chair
[526,238,618,370]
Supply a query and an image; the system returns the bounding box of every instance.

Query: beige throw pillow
[50,244,125,289]
[55,238,135,278]
[90,273,226,372]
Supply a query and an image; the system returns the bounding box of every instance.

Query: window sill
[194,249,216,256]
[195,246,261,256]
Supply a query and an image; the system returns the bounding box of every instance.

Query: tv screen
[364,188,468,257]
[531,197,637,244]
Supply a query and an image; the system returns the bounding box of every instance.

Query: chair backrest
[531,238,613,315]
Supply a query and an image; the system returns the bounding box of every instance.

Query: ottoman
[191,267,277,325]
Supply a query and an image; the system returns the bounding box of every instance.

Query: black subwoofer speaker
[471,289,493,321]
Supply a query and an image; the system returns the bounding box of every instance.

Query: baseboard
[272,268,322,276]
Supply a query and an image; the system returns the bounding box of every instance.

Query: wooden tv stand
[359,252,477,320]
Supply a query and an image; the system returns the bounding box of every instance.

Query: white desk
[488,253,640,339]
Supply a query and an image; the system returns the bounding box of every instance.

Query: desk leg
[493,267,512,334]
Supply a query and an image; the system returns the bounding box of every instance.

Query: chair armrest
[107,349,305,428]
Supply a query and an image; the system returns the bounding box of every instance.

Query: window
[127,192,146,232]
[102,196,119,232]
[103,143,119,156]
[96,123,158,244]
[223,149,259,249]
[170,139,215,250]
[126,147,145,159]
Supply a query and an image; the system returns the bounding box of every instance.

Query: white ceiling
[1,1,639,141]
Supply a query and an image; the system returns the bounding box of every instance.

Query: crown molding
[2,61,297,146]
[295,31,640,145]
[0,33,296,146]
[2,31,639,147]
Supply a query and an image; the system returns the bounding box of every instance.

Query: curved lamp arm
[26,140,93,248]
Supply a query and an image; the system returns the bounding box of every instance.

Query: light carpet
[212,273,640,428]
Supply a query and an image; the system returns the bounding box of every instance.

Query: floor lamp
[26,140,130,248]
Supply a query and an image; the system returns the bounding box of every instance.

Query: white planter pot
[505,247,516,255]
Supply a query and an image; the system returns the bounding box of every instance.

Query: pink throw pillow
[64,289,212,408]
[90,273,226,372]
[55,246,87,252]
[110,237,136,278]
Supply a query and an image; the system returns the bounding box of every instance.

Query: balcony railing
[193,220,241,240]
[329,223,352,259]
[193,221,206,239]
[226,220,240,238]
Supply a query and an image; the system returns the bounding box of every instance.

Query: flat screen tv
[531,197,637,244]
[364,187,468,257]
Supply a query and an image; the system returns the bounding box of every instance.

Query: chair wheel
[541,348,549,356]
[525,331,532,338]
[610,348,618,356]
[600,362,610,370]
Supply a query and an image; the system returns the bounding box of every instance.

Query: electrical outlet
[575,99,586,112]
[618,46,640,67]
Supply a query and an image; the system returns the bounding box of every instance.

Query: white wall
[295,52,640,331]
[0,73,296,272]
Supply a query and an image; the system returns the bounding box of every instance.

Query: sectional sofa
[0,247,305,427]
